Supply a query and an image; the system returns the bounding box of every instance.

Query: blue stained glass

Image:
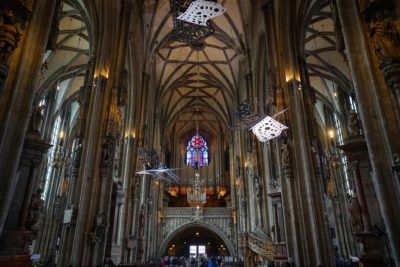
[185,135,208,167]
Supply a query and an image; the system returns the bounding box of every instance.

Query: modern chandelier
[170,0,226,44]
[187,51,207,206]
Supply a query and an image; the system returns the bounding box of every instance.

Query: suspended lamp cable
[195,50,200,136]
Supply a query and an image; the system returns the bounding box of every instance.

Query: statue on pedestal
[26,188,44,237]
[347,196,364,234]
[363,1,400,60]
[29,104,44,134]
[348,110,362,137]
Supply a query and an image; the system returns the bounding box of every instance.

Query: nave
[1,0,400,267]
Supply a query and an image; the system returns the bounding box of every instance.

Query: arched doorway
[159,222,235,258]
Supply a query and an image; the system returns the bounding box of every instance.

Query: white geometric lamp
[250,116,288,142]
[177,0,227,26]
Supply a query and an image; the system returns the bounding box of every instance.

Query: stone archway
[158,221,236,258]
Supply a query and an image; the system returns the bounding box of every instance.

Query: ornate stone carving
[394,153,400,166]
[380,57,400,93]
[118,69,128,107]
[25,188,44,238]
[0,1,33,88]
[331,0,347,60]
[363,1,400,94]
[162,207,232,241]
[366,3,400,60]
[126,235,137,250]
[28,104,44,134]
[137,147,159,168]
[254,175,262,205]
[107,87,123,138]
[281,142,293,179]
[393,153,400,180]
[348,110,363,136]
[281,143,290,167]
[101,137,114,169]
[0,10,21,63]
[347,196,364,234]
[93,212,106,243]
[241,193,247,216]
[268,179,280,191]
[237,98,252,118]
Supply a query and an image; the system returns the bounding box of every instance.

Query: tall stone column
[327,152,357,259]
[336,1,400,265]
[281,77,334,267]
[57,56,96,267]
[0,127,51,267]
[280,141,299,262]
[340,136,386,266]
[0,0,58,236]
[57,1,133,265]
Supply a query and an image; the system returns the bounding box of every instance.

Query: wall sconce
[285,76,302,91]
[235,178,241,187]
[124,130,136,144]
[327,129,335,139]
[92,74,108,90]
[59,131,65,146]
[244,160,250,168]
[53,131,68,168]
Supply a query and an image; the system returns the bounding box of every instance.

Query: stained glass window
[186,135,208,167]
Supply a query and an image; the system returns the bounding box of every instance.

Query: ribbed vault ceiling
[143,0,250,138]
[38,1,89,111]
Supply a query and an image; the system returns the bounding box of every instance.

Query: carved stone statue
[29,104,44,133]
[393,153,400,166]
[348,110,362,136]
[108,87,122,136]
[0,10,21,63]
[327,179,334,197]
[365,2,400,60]
[281,143,290,168]
[118,69,128,107]
[26,188,44,237]
[241,193,247,214]
[237,98,251,118]
[101,138,113,167]
[94,212,105,243]
[254,175,262,204]
[310,143,320,168]
[347,197,364,234]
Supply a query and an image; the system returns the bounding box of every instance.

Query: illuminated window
[189,245,206,257]
[43,115,61,200]
[186,135,208,167]
[190,245,197,256]
[198,245,206,254]
[333,113,353,195]
[349,96,358,113]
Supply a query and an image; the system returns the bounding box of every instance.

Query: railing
[164,207,231,217]
[162,207,233,245]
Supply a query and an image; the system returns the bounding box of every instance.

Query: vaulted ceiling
[143,0,251,139]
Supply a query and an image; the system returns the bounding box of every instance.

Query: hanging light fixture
[231,99,288,142]
[216,174,227,199]
[250,116,288,142]
[53,130,66,168]
[187,50,207,206]
[177,0,226,26]
[170,0,224,43]
[168,184,179,197]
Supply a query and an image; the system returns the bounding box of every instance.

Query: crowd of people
[160,255,224,267]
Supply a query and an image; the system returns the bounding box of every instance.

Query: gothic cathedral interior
[1,0,400,266]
